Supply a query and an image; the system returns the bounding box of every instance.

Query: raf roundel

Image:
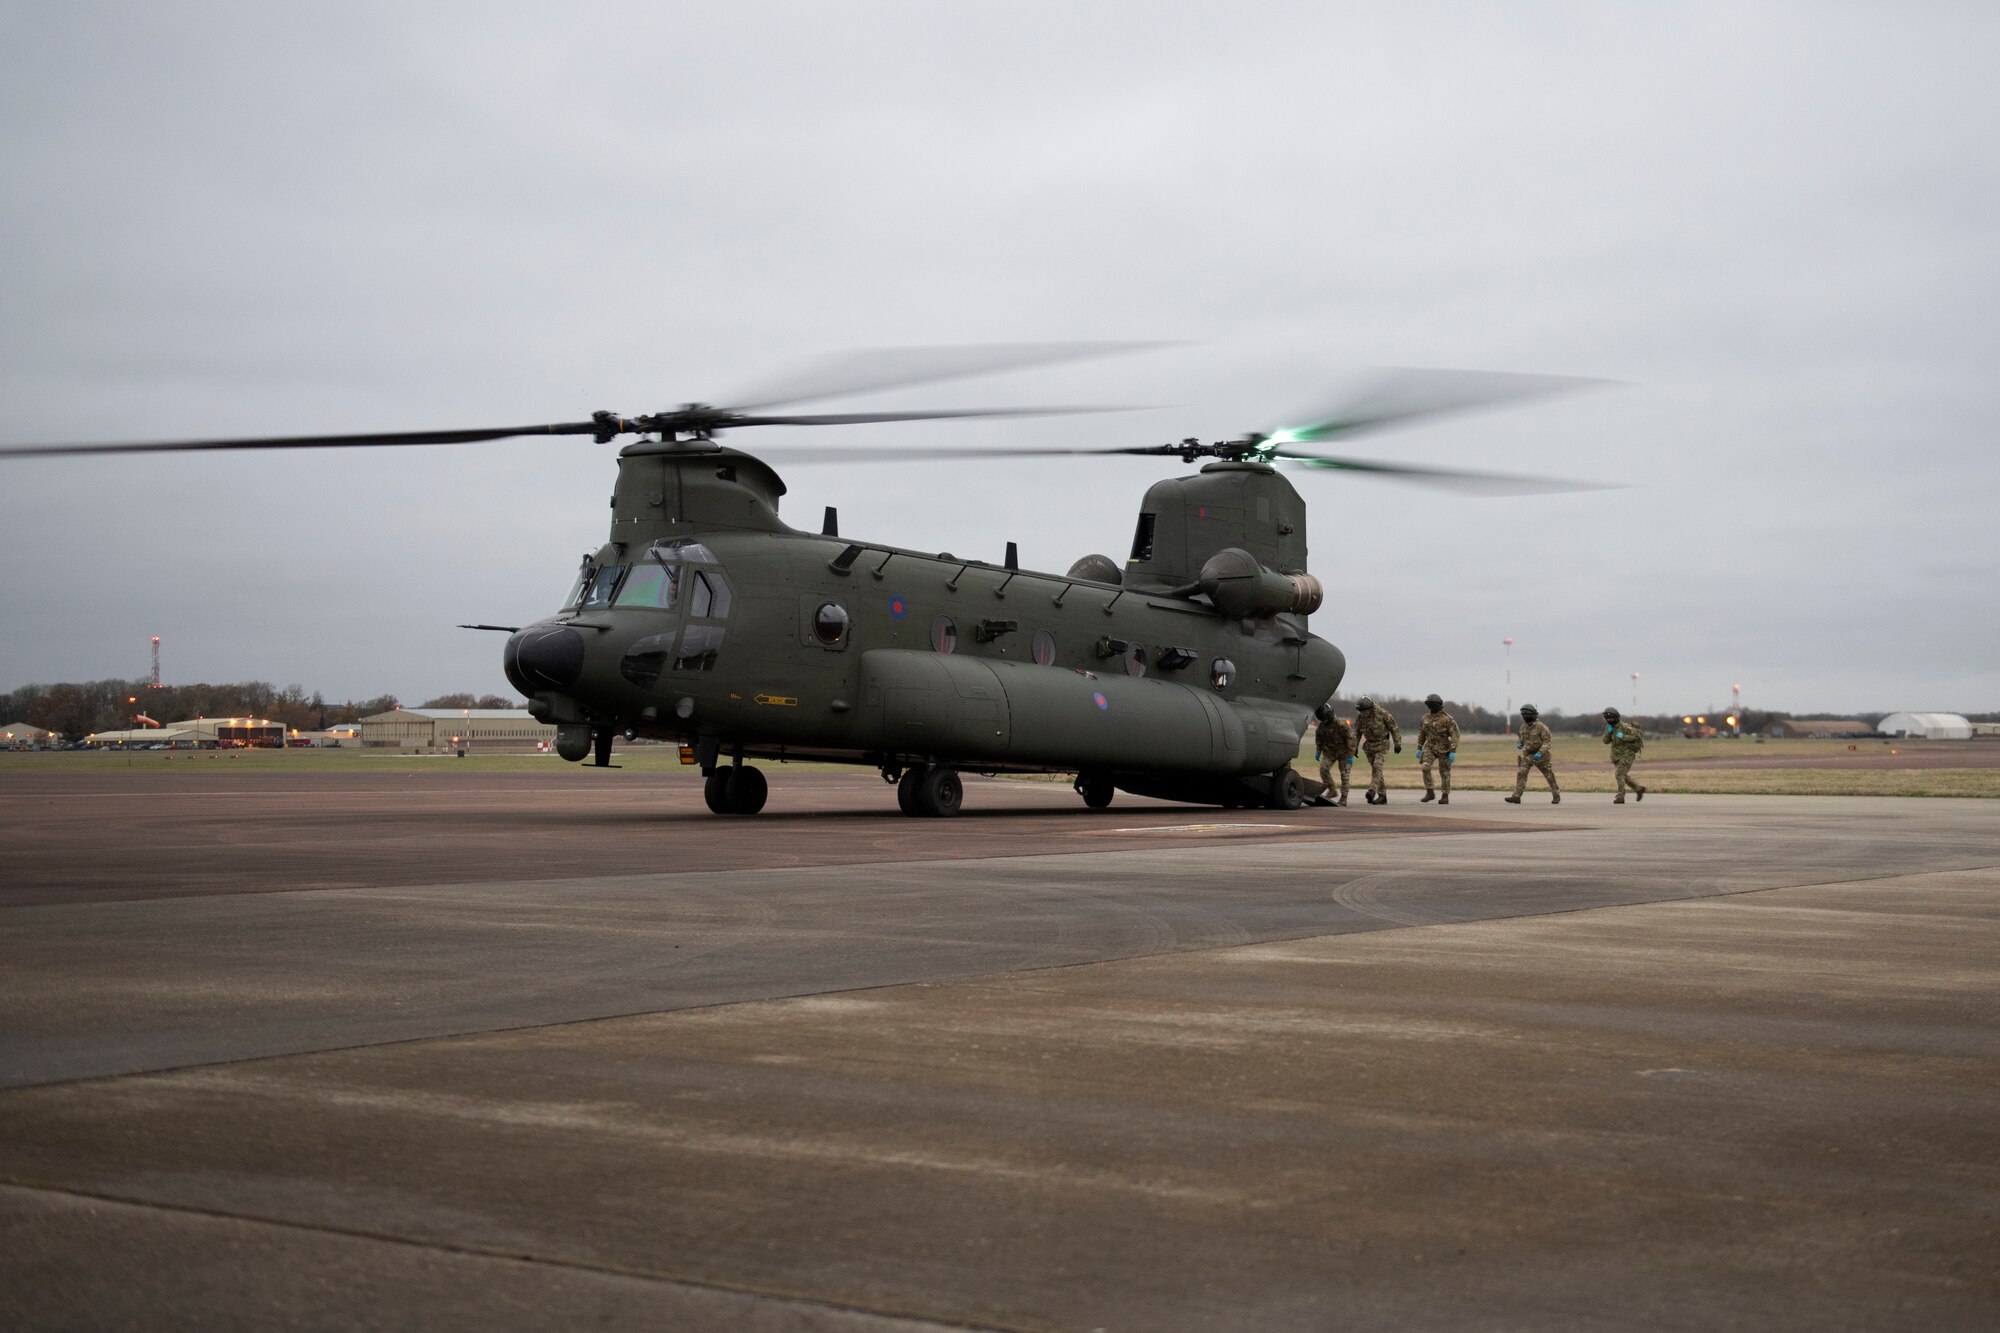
[1093,692,1109,711]
[888,595,908,620]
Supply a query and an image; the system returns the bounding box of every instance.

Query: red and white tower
[149,636,162,689]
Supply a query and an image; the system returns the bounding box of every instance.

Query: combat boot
[1551,791,1561,805]
[1503,794,1522,804]
[1377,791,1390,804]
[1421,790,1436,803]
[1635,785,1646,801]
[1613,795,1625,804]
[1438,793,1449,805]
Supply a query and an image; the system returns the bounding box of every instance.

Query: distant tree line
[0,679,520,739]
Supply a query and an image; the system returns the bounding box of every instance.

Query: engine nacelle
[1196,547,1322,618]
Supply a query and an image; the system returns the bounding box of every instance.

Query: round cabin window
[930,614,957,654]
[1032,629,1056,666]
[813,602,849,646]
[1123,643,1147,677]
[1211,658,1235,690]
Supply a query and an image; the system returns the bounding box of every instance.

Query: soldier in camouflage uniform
[1353,696,1402,804]
[1601,707,1648,803]
[1313,702,1356,807]
[1416,693,1461,804]
[1503,703,1560,804]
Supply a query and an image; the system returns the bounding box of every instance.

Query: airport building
[1765,718,1874,739]
[85,717,287,748]
[357,708,557,750]
[2,722,60,748]
[1877,712,1974,740]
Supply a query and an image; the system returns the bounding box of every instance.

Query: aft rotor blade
[725,341,1168,411]
[0,421,603,459]
[1276,450,1616,495]
[1271,367,1613,445]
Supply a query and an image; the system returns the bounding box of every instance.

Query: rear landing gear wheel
[913,766,963,817]
[1266,768,1305,811]
[1076,773,1115,810]
[897,765,927,815]
[703,770,731,814]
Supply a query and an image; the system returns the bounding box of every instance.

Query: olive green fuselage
[505,441,1346,801]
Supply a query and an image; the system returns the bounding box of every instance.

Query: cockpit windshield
[579,564,627,610]
[617,560,680,609]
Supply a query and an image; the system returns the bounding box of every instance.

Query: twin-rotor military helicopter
[3,345,1605,817]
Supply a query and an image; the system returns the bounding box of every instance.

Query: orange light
[1725,716,1738,727]
[1697,716,1706,724]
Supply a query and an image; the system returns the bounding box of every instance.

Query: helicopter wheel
[1077,773,1115,810]
[896,766,927,815]
[1266,768,1306,811]
[706,765,768,815]
[910,765,963,817]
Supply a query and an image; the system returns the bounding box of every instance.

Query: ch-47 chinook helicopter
[2,345,1604,817]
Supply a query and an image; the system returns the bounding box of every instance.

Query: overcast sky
[3,2,1995,716]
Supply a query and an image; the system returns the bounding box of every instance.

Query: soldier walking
[1602,707,1648,803]
[1353,696,1402,804]
[1503,703,1561,805]
[1313,702,1356,807]
[1417,693,1460,804]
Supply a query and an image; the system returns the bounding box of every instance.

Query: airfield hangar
[357,708,557,750]
[1876,712,1974,740]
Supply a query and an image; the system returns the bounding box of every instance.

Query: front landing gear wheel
[726,765,768,815]
[1076,773,1115,810]
[706,766,768,815]
[914,766,963,817]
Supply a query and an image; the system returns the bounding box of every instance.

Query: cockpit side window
[689,569,733,619]
[563,567,591,609]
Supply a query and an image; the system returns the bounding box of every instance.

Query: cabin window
[617,561,680,610]
[930,614,957,654]
[1211,658,1235,690]
[674,624,724,672]
[814,602,850,647]
[1033,629,1056,666]
[580,564,627,610]
[689,569,733,619]
[1129,513,1156,563]
[1124,643,1148,677]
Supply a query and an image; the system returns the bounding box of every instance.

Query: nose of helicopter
[504,625,587,693]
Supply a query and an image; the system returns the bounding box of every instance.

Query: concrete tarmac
[1,769,1995,1330]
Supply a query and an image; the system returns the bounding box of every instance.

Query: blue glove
[1517,742,1524,750]
[1314,750,1321,761]
[1447,751,1455,762]
[1533,751,1543,760]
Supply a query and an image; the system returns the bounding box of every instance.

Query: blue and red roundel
[888,595,908,620]
[1093,692,1109,711]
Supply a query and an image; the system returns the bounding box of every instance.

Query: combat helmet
[1356,696,1375,711]
[1315,702,1334,722]
[1425,693,1443,710]
[1520,703,1539,720]
[1603,707,1621,722]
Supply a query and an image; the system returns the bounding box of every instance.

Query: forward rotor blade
[747,441,1173,463]
[0,421,601,459]
[1276,450,1615,495]
[1271,366,1613,445]
[724,405,1138,428]
[724,341,1168,412]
